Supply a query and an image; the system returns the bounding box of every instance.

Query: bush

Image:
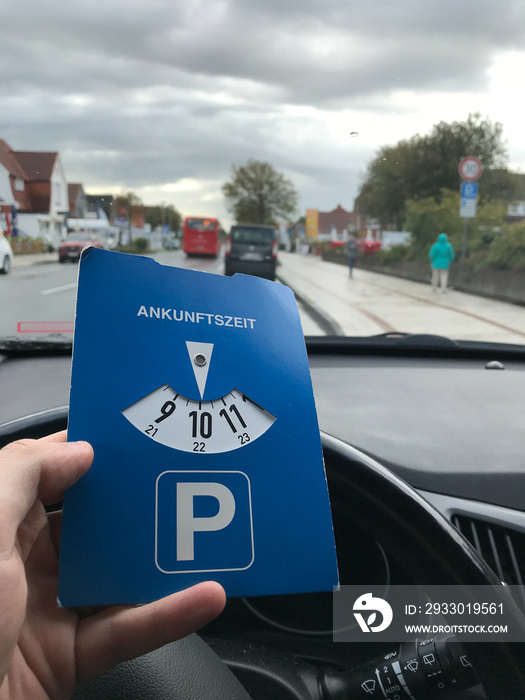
[404,189,463,255]
[116,237,151,255]
[132,237,150,253]
[308,240,332,254]
[479,223,525,271]
[374,245,411,265]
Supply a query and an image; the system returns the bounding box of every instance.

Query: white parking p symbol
[176,482,236,561]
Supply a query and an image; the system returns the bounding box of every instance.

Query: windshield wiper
[305,333,525,359]
[0,336,72,358]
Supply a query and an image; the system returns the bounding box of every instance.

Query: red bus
[182,217,220,256]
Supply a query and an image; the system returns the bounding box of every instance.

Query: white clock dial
[122,385,275,454]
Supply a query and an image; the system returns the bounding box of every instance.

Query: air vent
[452,514,525,610]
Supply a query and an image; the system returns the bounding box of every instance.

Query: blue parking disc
[58,248,339,606]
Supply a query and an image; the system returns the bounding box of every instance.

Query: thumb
[0,436,93,550]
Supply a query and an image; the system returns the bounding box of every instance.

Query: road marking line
[18,321,74,333]
[40,283,77,295]
[354,304,396,333]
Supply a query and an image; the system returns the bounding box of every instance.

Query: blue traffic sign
[461,182,478,199]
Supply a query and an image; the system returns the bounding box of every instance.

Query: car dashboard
[2,337,525,698]
[202,342,525,699]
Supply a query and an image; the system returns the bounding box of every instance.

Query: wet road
[0,249,324,339]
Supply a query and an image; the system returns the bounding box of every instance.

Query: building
[0,139,69,247]
[68,183,88,218]
[317,204,360,238]
[0,160,15,234]
[0,143,22,233]
[85,194,115,221]
[303,204,362,241]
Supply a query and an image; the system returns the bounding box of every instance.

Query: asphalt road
[9,247,525,344]
[0,249,324,339]
[0,258,79,338]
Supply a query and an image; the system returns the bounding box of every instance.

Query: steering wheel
[2,410,525,700]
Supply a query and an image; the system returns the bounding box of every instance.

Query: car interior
[3,0,525,696]
[2,333,525,699]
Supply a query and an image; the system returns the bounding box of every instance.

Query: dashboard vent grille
[452,514,525,609]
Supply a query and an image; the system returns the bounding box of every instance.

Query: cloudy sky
[1,0,525,226]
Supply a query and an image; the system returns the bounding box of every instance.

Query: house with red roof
[0,139,69,247]
[302,204,361,242]
[317,204,361,238]
[0,142,20,232]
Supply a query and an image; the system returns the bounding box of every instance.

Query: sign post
[458,157,483,276]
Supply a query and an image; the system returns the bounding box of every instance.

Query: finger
[48,510,63,556]
[75,581,226,682]
[40,430,68,443]
[0,438,93,556]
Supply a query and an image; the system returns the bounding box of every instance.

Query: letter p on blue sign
[155,471,254,573]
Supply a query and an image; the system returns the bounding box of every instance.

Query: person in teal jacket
[429,232,455,292]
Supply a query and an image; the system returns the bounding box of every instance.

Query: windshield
[65,233,95,242]
[185,219,217,230]
[231,227,274,244]
[1,1,525,346]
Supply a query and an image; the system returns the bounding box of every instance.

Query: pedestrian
[429,232,455,293]
[345,233,359,278]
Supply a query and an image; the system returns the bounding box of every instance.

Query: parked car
[58,232,105,263]
[0,231,13,274]
[224,224,278,281]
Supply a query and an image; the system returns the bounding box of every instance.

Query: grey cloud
[3,0,525,104]
[1,0,523,217]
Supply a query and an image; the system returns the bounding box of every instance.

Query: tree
[404,188,507,257]
[114,191,144,225]
[222,160,298,225]
[144,204,181,231]
[357,113,520,229]
[404,190,463,255]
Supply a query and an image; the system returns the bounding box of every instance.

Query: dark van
[224,224,277,281]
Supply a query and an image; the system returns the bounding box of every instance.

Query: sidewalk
[12,252,57,267]
[277,251,525,343]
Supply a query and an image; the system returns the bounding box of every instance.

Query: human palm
[0,434,225,700]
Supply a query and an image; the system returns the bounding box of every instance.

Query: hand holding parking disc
[59,248,338,606]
